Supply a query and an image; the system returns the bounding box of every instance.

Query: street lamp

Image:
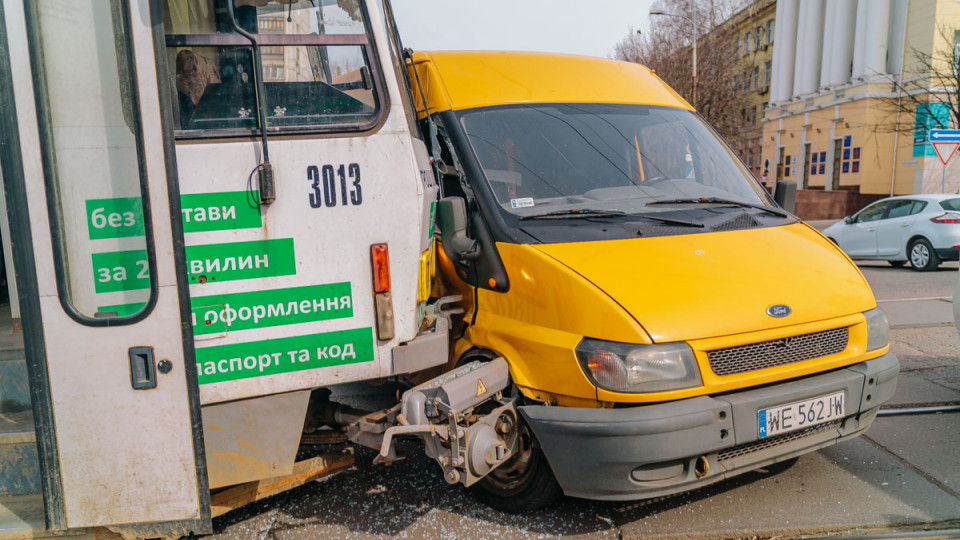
[649,8,698,109]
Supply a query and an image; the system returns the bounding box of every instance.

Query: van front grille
[716,420,841,462]
[706,327,849,376]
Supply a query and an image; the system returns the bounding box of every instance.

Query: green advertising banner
[85,197,145,239]
[913,103,951,158]
[185,238,296,284]
[195,327,374,384]
[180,191,262,233]
[191,282,353,335]
[92,250,150,293]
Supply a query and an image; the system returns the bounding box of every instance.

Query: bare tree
[874,25,960,137]
[614,0,749,141]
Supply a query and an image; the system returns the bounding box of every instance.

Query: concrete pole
[799,0,825,94]
[792,0,809,97]
[886,0,908,75]
[820,0,837,88]
[829,0,858,85]
[864,0,891,76]
[772,0,799,102]
[852,0,870,78]
[770,0,786,101]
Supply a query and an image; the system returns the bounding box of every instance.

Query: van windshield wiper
[646,197,789,217]
[640,214,704,227]
[518,209,626,220]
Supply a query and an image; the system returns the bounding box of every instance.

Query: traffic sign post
[930,129,960,192]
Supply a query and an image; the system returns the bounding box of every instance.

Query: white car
[822,194,960,271]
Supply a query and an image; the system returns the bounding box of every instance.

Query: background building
[728,0,777,183]
[762,0,960,219]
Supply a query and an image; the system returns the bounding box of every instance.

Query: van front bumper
[518,353,899,501]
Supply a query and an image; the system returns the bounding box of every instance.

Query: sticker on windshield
[511,198,535,209]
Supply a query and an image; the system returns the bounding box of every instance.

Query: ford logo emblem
[767,304,792,318]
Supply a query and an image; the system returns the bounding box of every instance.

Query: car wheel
[888,260,906,268]
[909,238,941,271]
[470,417,562,512]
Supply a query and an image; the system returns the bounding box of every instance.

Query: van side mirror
[844,216,854,224]
[435,196,509,292]
[773,180,797,213]
[436,197,478,263]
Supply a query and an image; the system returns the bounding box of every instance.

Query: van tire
[470,417,562,512]
[908,238,940,271]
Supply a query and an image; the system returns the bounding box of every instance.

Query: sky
[391,0,658,60]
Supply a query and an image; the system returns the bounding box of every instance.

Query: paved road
[203,261,960,540]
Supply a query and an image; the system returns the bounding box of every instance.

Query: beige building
[762,0,960,218]
[728,0,777,183]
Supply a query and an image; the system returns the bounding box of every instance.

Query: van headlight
[864,308,889,351]
[575,339,702,393]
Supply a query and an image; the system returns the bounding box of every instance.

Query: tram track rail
[877,403,960,416]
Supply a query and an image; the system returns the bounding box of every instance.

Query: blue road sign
[930,129,960,142]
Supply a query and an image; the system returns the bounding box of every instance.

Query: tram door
[0,0,208,535]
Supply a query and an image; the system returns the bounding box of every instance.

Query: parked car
[822,194,960,271]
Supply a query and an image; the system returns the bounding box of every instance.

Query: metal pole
[943,162,947,193]
[692,7,697,110]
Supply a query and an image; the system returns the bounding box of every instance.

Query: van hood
[533,223,876,342]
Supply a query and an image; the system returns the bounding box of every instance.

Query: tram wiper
[647,197,789,217]
[518,209,626,220]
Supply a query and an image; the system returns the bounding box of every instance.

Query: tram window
[162,0,382,136]
[28,0,156,323]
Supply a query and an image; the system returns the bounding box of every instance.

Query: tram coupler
[349,358,519,486]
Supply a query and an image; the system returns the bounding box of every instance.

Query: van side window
[161,0,382,136]
[427,119,467,200]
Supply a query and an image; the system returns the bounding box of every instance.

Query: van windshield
[458,104,771,218]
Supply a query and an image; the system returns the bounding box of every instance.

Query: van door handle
[898,223,910,228]
[129,346,157,390]
[866,227,877,232]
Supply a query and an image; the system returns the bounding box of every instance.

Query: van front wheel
[470,417,562,512]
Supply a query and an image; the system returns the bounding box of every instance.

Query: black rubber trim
[24,0,160,326]
[148,0,212,533]
[0,2,66,530]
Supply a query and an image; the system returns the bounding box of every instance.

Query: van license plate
[757,391,845,439]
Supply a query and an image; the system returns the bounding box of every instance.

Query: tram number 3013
[307,163,363,209]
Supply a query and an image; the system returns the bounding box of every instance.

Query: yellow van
[410,50,898,511]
